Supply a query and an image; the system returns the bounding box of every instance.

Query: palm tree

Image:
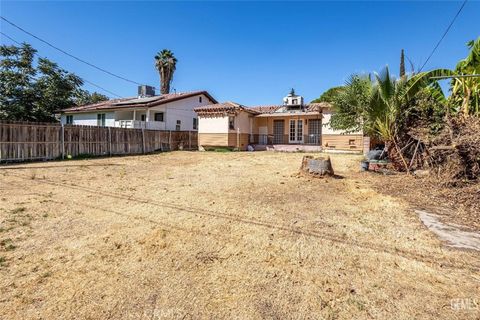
[331,66,453,171]
[154,49,177,94]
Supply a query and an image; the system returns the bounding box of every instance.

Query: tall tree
[1,43,107,121]
[329,66,453,139]
[33,57,84,121]
[400,49,406,78]
[311,86,345,103]
[0,43,37,120]
[75,90,109,106]
[154,49,177,94]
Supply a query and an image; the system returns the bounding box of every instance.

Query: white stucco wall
[149,93,213,131]
[198,115,229,133]
[60,93,214,130]
[60,112,115,127]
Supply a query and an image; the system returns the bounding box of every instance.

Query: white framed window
[199,96,202,103]
[193,118,198,130]
[66,115,73,125]
[176,120,181,131]
[154,112,164,122]
[141,114,146,121]
[97,113,106,127]
[229,116,235,130]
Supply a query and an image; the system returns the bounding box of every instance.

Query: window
[292,99,297,105]
[66,115,73,125]
[97,113,106,127]
[349,139,356,145]
[154,112,164,122]
[193,118,198,130]
[229,116,235,130]
[199,96,202,103]
[141,114,146,121]
[176,120,181,131]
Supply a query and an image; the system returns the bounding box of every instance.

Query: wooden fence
[0,121,198,162]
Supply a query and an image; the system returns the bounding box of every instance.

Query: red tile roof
[194,102,260,115]
[195,102,332,116]
[60,91,217,113]
[249,105,283,114]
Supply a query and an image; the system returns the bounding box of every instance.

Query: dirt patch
[0,152,479,319]
[367,173,480,230]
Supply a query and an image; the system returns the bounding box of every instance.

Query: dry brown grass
[0,151,479,319]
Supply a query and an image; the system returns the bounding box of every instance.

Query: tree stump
[300,155,334,177]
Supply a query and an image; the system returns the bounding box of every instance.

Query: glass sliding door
[308,119,321,144]
[273,120,284,144]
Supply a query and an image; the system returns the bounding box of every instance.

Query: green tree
[154,49,177,94]
[75,90,109,106]
[450,37,480,116]
[329,66,453,139]
[0,43,37,120]
[329,66,453,170]
[33,58,84,121]
[1,43,106,121]
[311,86,344,103]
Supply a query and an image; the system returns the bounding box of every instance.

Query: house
[59,86,217,131]
[194,90,365,152]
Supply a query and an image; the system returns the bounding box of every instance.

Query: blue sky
[1,1,478,105]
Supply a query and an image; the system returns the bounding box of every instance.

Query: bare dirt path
[1,152,479,319]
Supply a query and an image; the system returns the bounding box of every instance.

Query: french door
[289,119,303,143]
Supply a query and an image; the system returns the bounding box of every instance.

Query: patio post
[237,127,240,150]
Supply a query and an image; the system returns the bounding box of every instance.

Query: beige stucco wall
[198,110,253,134]
[197,110,253,150]
[229,111,252,134]
[322,111,362,135]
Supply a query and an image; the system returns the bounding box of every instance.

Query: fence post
[189,131,191,150]
[169,130,172,151]
[61,123,65,159]
[108,127,112,156]
[142,127,146,154]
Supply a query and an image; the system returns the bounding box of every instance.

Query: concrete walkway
[416,209,480,251]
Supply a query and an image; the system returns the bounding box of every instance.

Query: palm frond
[404,69,454,101]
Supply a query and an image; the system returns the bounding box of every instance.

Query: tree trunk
[300,155,334,177]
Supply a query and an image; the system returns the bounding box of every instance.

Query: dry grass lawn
[0,151,479,319]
